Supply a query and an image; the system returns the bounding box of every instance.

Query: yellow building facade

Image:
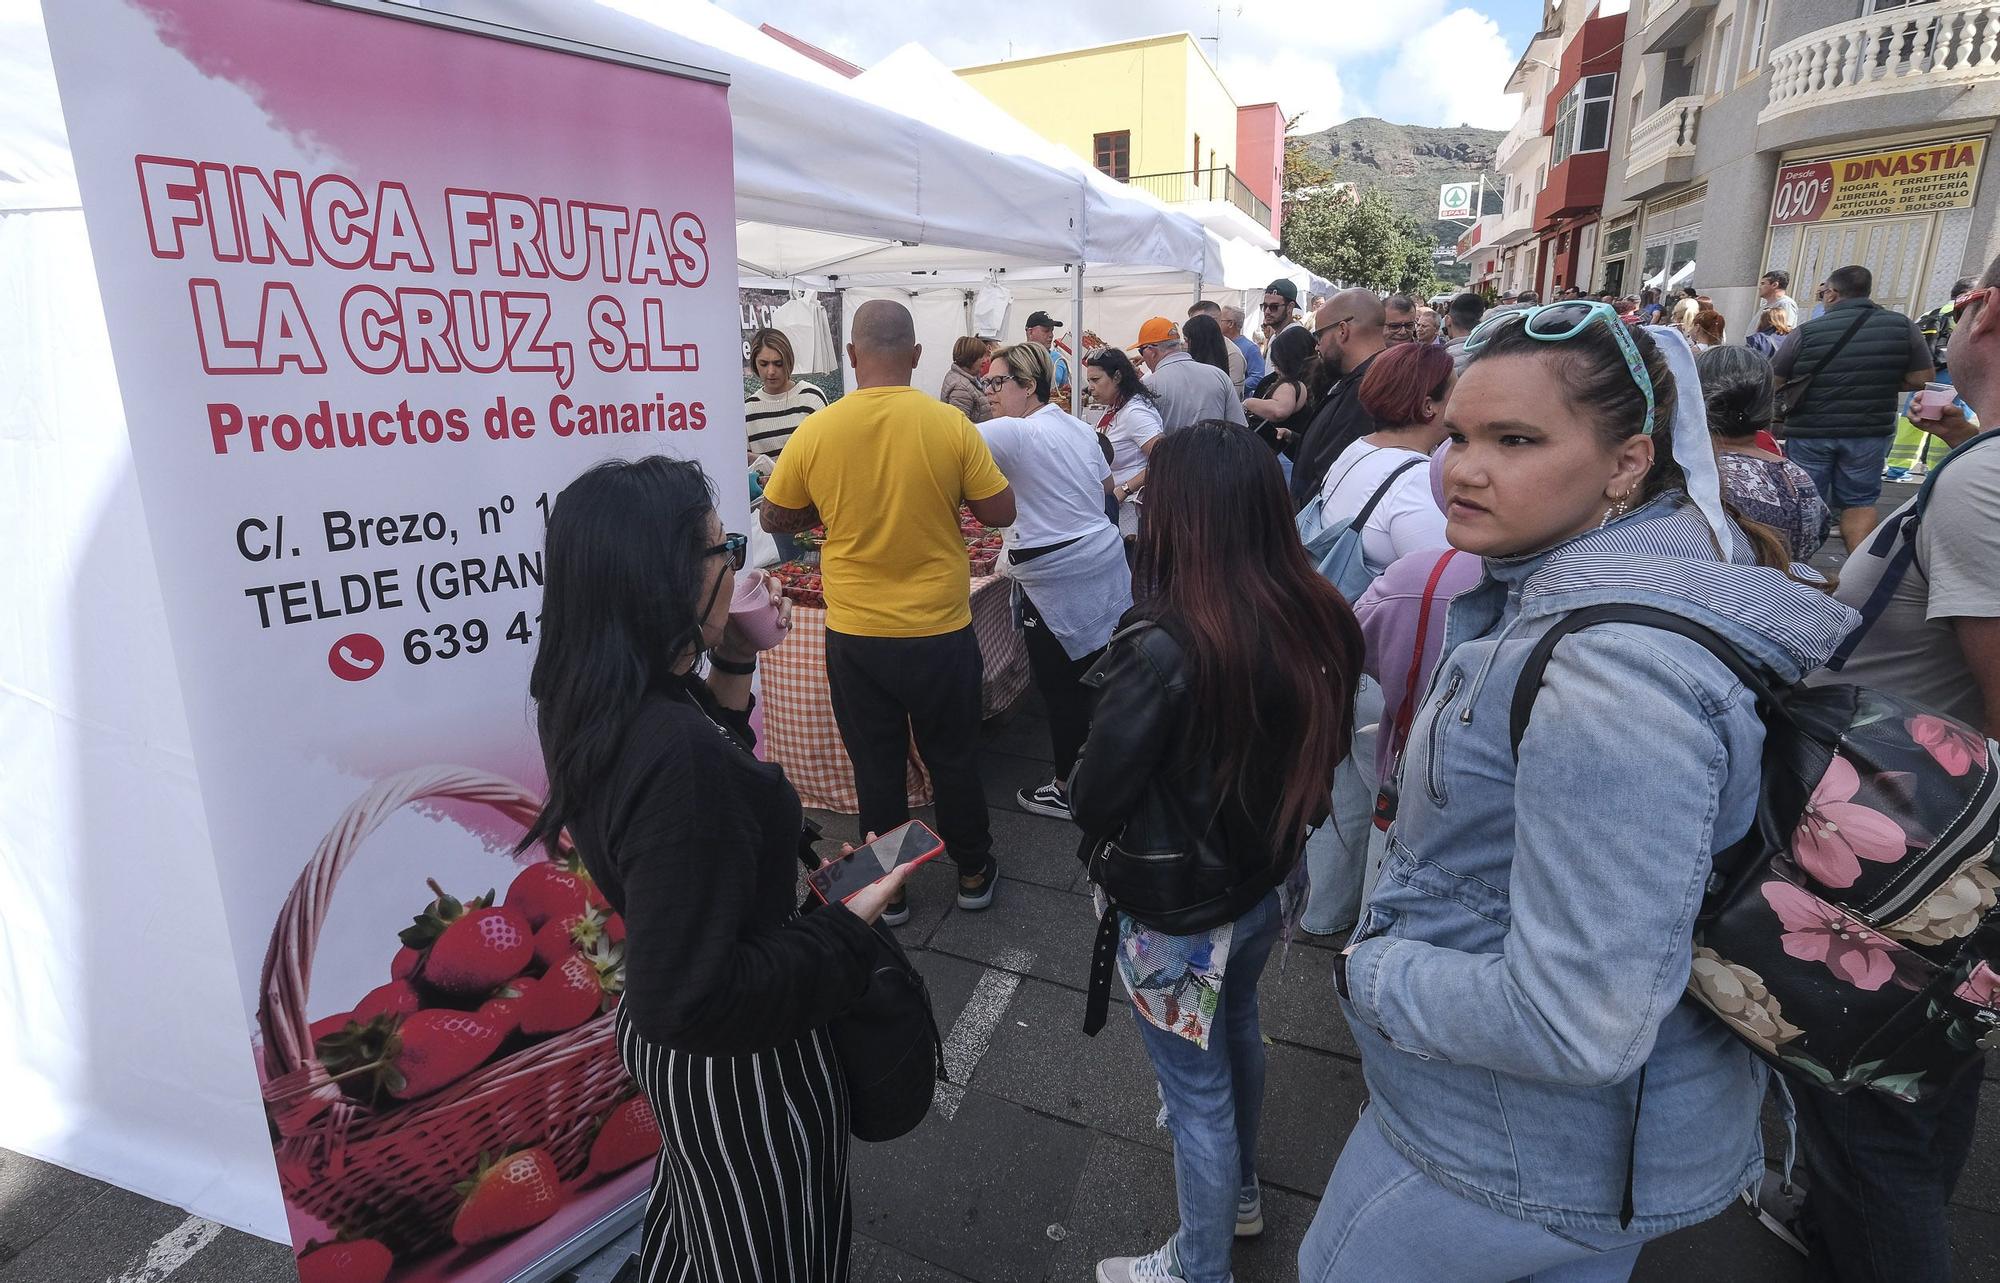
[957,34,1239,202]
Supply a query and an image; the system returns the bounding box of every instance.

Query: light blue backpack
[1295,457,1424,602]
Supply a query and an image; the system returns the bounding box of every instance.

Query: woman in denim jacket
[1300,308,1858,1281]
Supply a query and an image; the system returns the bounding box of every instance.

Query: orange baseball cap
[1134,317,1179,347]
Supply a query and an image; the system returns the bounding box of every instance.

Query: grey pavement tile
[1044,1131,1314,1283]
[986,806,1088,894]
[0,1187,220,1283]
[980,705,1055,763]
[1949,1075,1999,1216]
[848,1088,1090,1283]
[0,1149,109,1266]
[908,948,992,1035]
[1632,1203,1806,1281]
[927,877,1098,992]
[1252,1044,1365,1200]
[164,1226,296,1283]
[1951,1204,2000,1278]
[851,1235,977,1282]
[967,976,1170,1152]
[1256,938,1361,1062]
[980,750,1057,812]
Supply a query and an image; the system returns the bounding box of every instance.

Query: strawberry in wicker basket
[257,766,657,1265]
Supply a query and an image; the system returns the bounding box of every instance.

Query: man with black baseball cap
[1260,278,1304,350]
[1025,309,1070,394]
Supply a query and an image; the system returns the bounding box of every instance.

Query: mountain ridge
[1293,117,1507,280]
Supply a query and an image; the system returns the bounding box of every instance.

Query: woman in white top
[979,343,1132,822]
[1084,346,1165,538]
[1315,341,1455,578]
[1300,340,1456,937]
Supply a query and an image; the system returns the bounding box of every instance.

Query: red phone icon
[329,633,385,682]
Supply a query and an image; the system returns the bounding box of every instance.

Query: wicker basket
[255,766,630,1258]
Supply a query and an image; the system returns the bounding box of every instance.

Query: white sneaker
[1096,1236,1188,1283]
[1236,1183,1264,1238]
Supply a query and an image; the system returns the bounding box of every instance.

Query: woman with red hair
[1312,340,1456,577]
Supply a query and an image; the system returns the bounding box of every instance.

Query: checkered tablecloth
[759,575,1030,813]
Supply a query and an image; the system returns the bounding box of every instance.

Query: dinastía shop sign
[1770,138,1986,226]
[39,1,742,1280]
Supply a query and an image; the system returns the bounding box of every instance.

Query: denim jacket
[1342,494,1859,1235]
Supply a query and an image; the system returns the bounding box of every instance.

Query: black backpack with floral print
[1512,604,2000,1101]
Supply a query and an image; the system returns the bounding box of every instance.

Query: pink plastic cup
[729,570,788,651]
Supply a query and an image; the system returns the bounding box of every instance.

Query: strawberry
[352,979,420,1022]
[585,1094,662,1180]
[517,948,606,1036]
[451,1148,565,1247]
[400,880,533,1000]
[309,1011,356,1045]
[390,945,421,980]
[505,857,606,931]
[479,980,534,1039]
[531,904,625,971]
[297,1238,393,1283]
[317,1008,505,1102]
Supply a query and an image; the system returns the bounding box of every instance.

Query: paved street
[7,481,2000,1282]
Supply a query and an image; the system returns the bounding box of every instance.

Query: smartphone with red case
[805,821,946,904]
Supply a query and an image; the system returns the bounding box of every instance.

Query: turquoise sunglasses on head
[1462,300,1657,435]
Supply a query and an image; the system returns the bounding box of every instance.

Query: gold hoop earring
[1600,487,1636,526]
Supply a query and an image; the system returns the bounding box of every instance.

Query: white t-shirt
[979,404,1113,549]
[1101,397,1164,486]
[1316,439,1447,577]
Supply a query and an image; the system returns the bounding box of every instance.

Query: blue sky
[713,0,1552,131]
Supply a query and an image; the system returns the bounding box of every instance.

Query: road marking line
[109,1214,222,1283]
[933,948,1034,1120]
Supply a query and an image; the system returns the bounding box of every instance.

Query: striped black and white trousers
[616,1007,852,1281]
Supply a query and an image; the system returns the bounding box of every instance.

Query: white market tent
[0,0,1311,1241]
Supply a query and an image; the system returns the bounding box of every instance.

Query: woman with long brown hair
[1073,423,1363,1283]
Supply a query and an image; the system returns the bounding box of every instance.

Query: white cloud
[712,0,1522,132]
[1385,8,1524,129]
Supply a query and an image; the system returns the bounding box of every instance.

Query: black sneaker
[880,886,910,927]
[1016,780,1071,820]
[957,863,998,911]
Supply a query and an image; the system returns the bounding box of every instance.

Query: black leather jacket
[1070,619,1317,935]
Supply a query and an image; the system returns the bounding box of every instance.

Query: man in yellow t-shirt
[763,299,1017,922]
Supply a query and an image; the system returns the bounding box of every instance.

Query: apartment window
[1740,0,1770,76]
[1710,17,1734,96]
[1866,0,1938,11]
[1093,130,1131,181]
[1193,132,1201,174]
[1550,73,1616,167]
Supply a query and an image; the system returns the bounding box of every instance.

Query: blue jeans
[1134,890,1281,1283]
[1793,1061,1984,1282]
[1785,435,1893,510]
[1300,1110,1652,1282]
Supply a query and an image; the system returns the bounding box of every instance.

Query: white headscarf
[1642,323,1732,554]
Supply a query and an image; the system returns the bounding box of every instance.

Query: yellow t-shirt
[763,385,1010,637]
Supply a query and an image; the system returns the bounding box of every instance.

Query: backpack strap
[1508,604,1776,757]
[1507,604,1793,918]
[1827,427,2000,670]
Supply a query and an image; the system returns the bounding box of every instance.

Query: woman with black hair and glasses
[521,457,910,1282]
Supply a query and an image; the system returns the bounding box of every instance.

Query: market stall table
[758,523,1027,813]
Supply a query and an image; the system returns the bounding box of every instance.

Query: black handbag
[796,821,944,1141]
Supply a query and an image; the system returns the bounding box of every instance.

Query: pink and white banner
[39,1,741,1277]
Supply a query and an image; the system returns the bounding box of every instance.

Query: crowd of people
[519,248,2000,1281]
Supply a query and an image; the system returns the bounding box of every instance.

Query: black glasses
[1385,320,1418,334]
[978,375,1016,391]
[707,533,747,571]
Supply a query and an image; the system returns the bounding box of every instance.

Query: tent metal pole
[1071,264,1085,416]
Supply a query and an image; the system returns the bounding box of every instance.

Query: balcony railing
[1764,0,2000,121]
[1125,166,1274,229]
[1494,110,1544,173]
[1625,95,1704,179]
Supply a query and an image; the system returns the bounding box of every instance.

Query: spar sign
[40,0,743,1278]
[1438,181,1478,220]
[1771,138,1986,226]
